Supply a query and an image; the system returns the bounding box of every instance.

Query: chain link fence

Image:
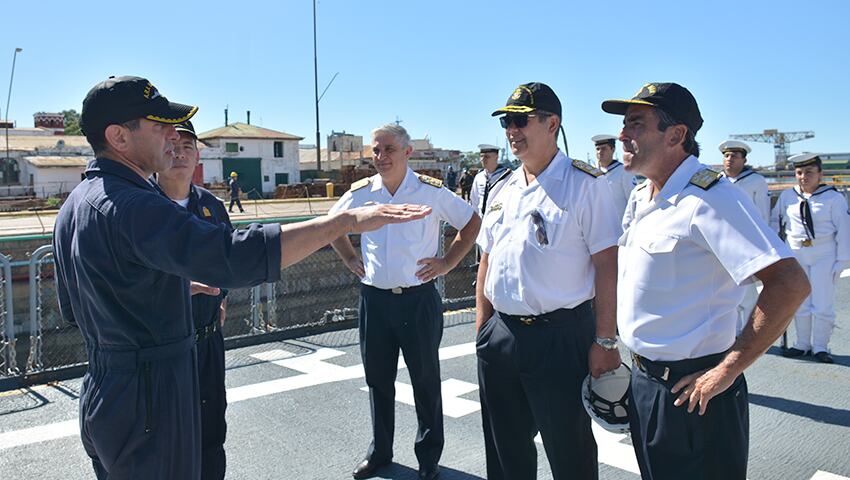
[0,221,477,388]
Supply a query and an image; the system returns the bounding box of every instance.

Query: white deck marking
[811,471,850,480]
[360,378,480,419]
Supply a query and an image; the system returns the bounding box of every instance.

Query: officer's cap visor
[601,99,658,115]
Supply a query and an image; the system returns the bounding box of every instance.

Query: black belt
[498,299,592,326]
[195,322,220,343]
[363,281,435,295]
[632,351,727,382]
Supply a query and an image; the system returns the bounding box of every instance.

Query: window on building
[274,141,284,158]
[275,173,289,185]
[225,142,239,153]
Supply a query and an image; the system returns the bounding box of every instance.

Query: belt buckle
[802,239,812,247]
[391,287,403,294]
[519,316,534,326]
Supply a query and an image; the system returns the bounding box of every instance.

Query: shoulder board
[688,168,722,190]
[418,174,443,188]
[202,206,213,218]
[571,159,603,177]
[350,177,372,192]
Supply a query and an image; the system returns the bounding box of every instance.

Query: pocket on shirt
[525,205,569,252]
[628,234,679,290]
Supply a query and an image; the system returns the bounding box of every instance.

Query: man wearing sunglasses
[603,82,810,479]
[330,124,480,480]
[475,82,622,480]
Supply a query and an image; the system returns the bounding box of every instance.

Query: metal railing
[0,221,476,388]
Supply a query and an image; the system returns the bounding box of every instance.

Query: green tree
[62,109,82,135]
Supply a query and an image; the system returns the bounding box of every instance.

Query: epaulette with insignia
[571,159,603,178]
[418,174,443,188]
[350,177,372,192]
[202,206,212,218]
[688,168,722,190]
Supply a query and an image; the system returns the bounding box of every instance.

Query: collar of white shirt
[370,167,418,195]
[650,155,702,206]
[513,149,569,189]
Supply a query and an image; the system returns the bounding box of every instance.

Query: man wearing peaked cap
[53,76,432,479]
[604,82,810,479]
[771,153,850,364]
[158,119,233,479]
[718,140,771,336]
[592,134,636,228]
[469,144,511,216]
[477,82,622,479]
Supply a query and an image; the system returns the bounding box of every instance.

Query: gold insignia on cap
[572,159,603,178]
[511,88,523,100]
[688,168,722,190]
[143,82,161,100]
[350,177,372,192]
[202,206,212,217]
[418,174,443,188]
[634,83,657,98]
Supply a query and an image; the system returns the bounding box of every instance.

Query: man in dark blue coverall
[158,120,231,480]
[53,75,432,480]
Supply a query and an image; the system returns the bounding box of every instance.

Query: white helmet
[581,363,631,434]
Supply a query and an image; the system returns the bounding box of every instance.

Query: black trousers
[197,329,227,480]
[629,355,749,480]
[359,283,444,468]
[228,197,243,212]
[477,304,598,480]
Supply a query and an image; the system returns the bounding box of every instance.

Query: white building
[19,156,89,197]
[198,123,303,198]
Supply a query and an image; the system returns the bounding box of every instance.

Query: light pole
[4,48,22,184]
[312,0,321,172]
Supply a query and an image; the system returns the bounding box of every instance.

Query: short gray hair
[372,124,411,149]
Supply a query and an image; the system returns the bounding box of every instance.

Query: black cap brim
[601,99,657,115]
[145,101,198,124]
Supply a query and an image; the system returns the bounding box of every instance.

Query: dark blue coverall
[54,158,281,479]
[185,184,233,480]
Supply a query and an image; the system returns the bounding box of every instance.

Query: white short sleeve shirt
[618,156,793,361]
[601,160,637,225]
[771,185,850,259]
[477,151,621,316]
[330,168,475,289]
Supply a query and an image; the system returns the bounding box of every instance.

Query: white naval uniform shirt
[600,160,637,225]
[329,168,475,290]
[724,168,770,221]
[470,167,511,216]
[770,185,850,259]
[618,156,793,361]
[477,151,621,316]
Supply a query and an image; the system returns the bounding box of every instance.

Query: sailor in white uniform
[771,153,850,363]
[592,134,636,226]
[719,139,771,334]
[469,144,512,216]
[603,82,809,480]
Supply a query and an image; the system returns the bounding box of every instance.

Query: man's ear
[667,124,686,148]
[549,115,560,135]
[104,124,130,153]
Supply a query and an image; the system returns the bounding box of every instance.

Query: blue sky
[2,0,848,166]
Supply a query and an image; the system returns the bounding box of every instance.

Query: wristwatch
[594,336,619,351]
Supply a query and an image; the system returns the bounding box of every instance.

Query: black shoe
[352,459,390,479]
[782,347,811,358]
[418,465,440,480]
[814,351,834,363]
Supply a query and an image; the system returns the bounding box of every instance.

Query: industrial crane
[730,129,814,169]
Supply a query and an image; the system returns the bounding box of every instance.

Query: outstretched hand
[348,204,432,234]
[190,281,220,297]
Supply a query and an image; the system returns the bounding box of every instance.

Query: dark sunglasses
[530,210,549,246]
[499,114,542,129]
